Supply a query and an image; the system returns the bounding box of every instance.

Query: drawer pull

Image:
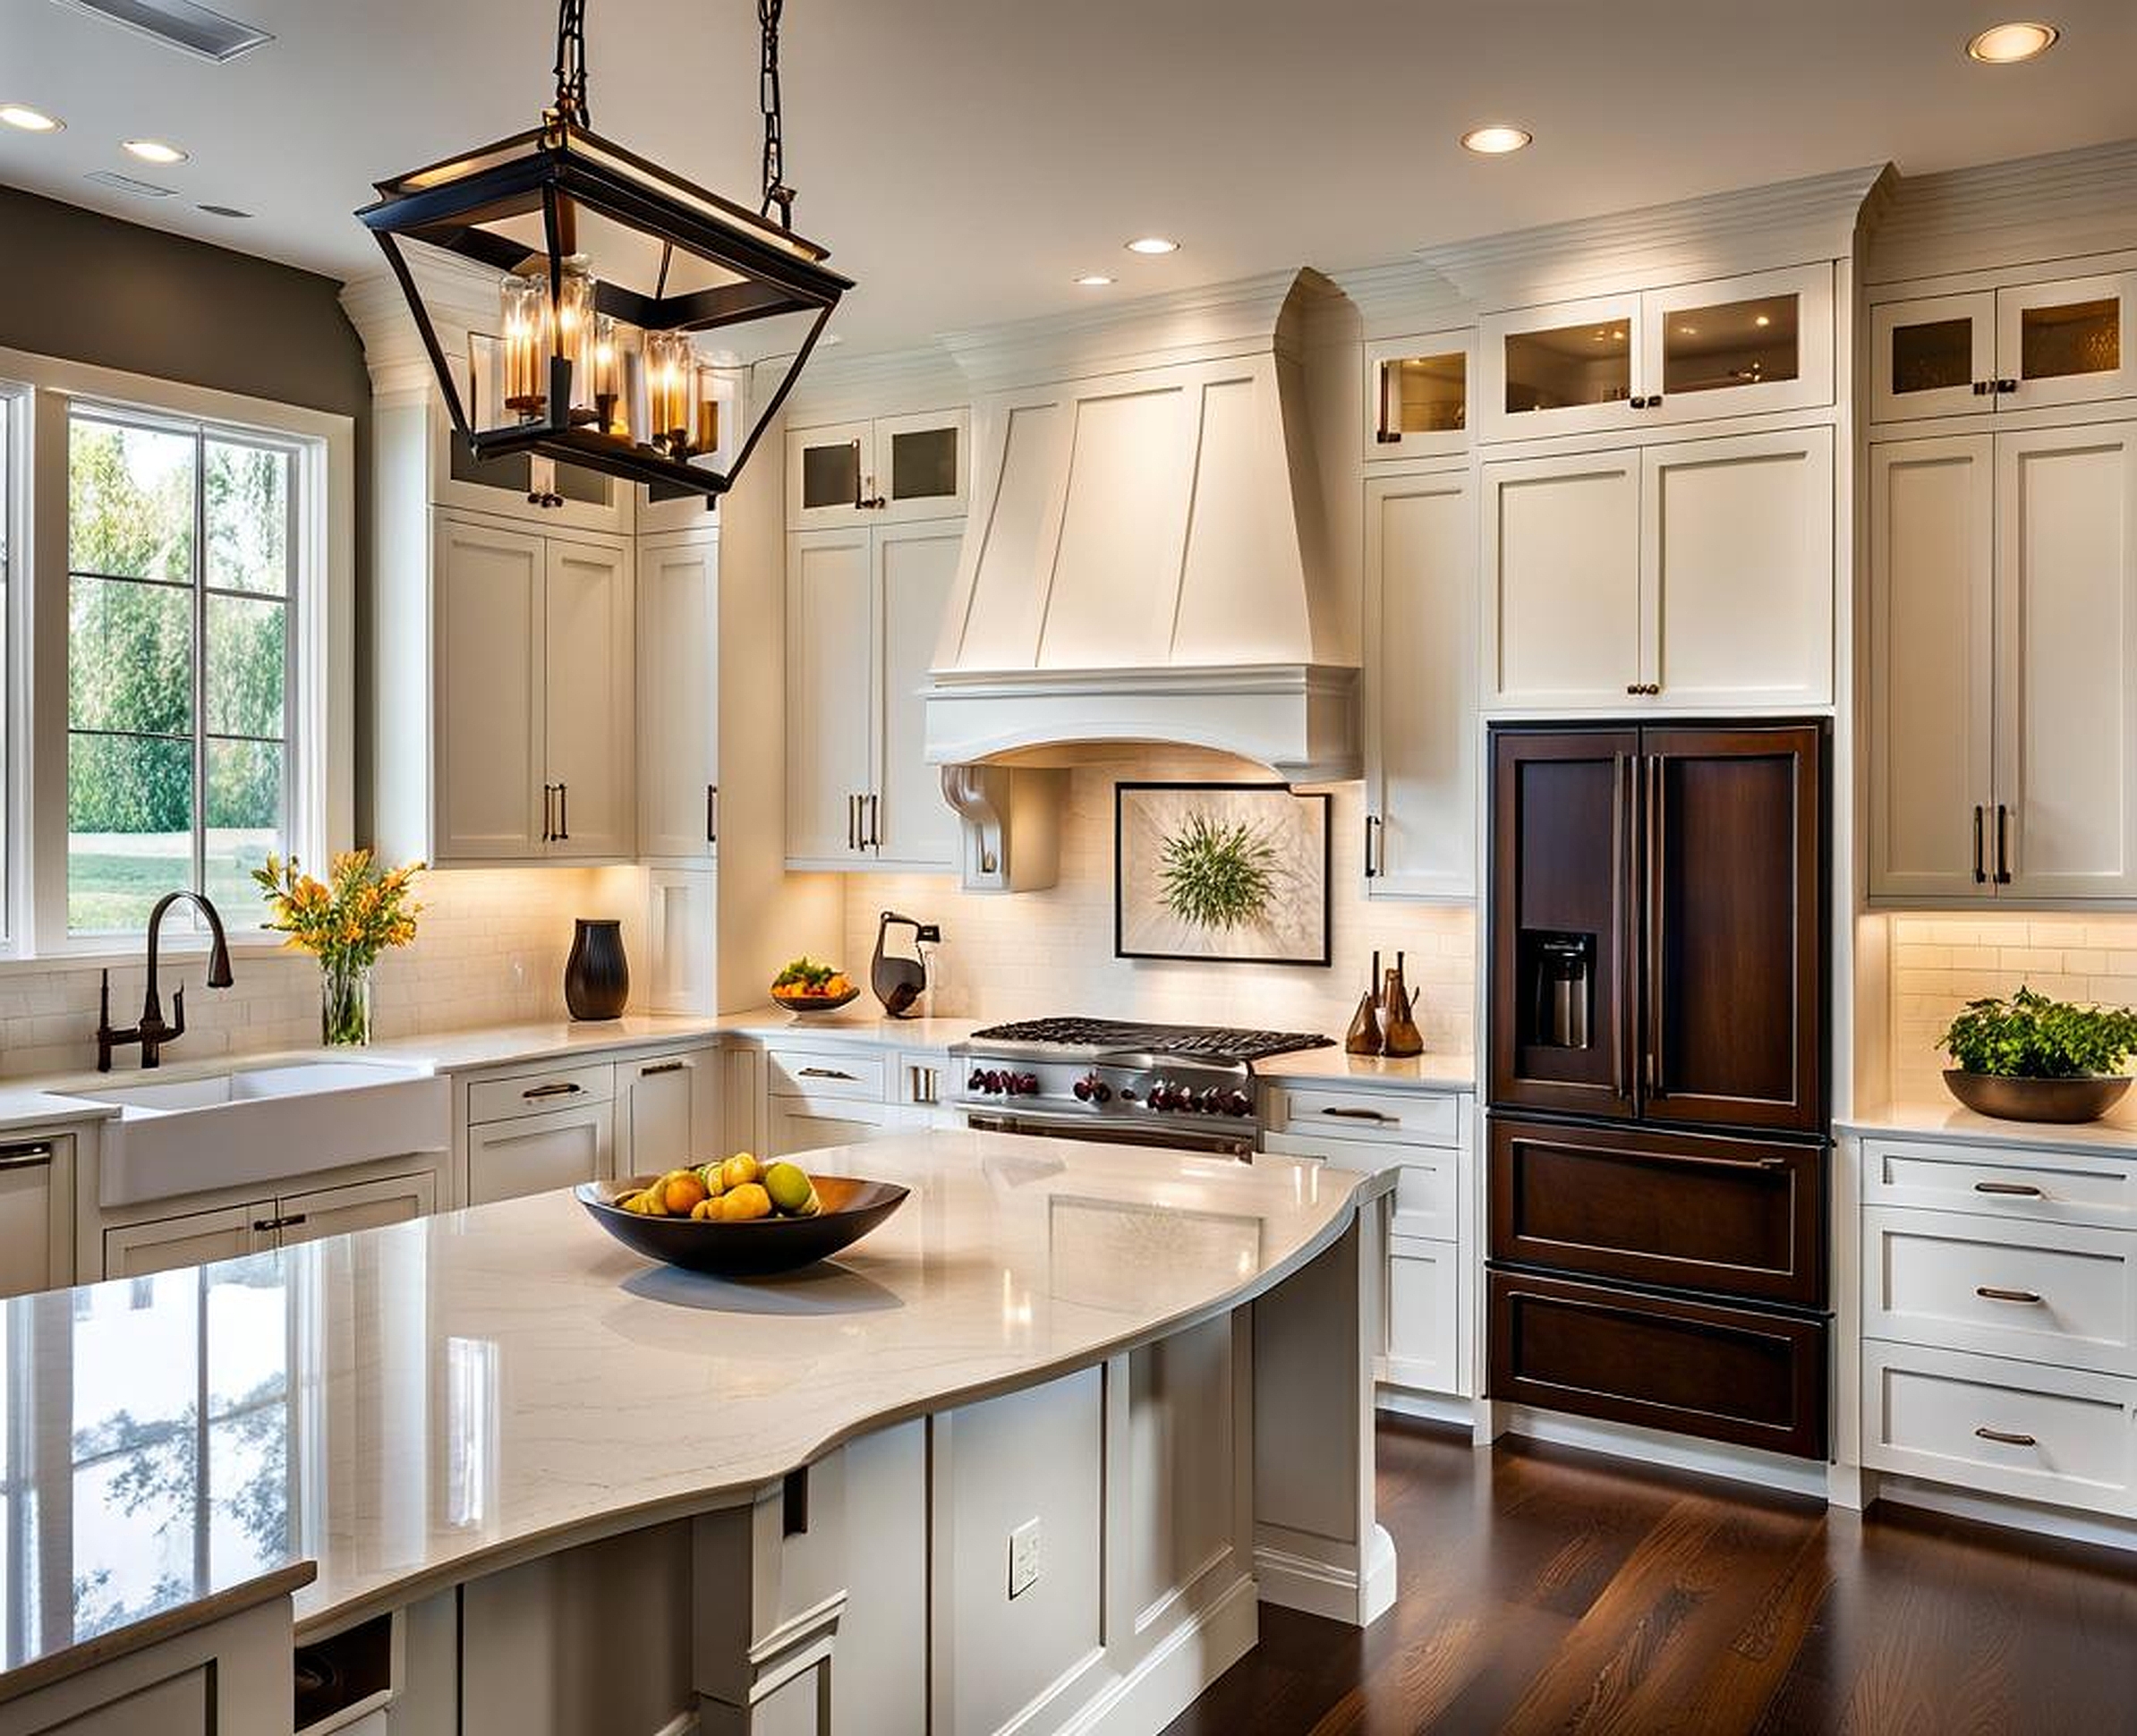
[639,1060,686,1077]
[799,1067,857,1082]
[1974,1285,2043,1305]
[1321,1106,1396,1124]
[522,1082,585,1101]
[1973,1180,2045,1198]
[1973,1425,2038,1448]
[0,1142,54,1170]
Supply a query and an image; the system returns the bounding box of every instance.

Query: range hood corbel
[940,763,1066,893]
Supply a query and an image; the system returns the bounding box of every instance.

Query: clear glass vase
[321,957,372,1047]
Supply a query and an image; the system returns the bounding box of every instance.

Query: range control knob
[1222,1089,1253,1118]
[967,1068,989,1093]
[1073,1074,1113,1104]
[1014,1073,1041,1097]
[983,1070,1004,1094]
[1145,1081,1174,1111]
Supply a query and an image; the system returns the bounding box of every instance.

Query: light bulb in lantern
[645,330,694,454]
[591,314,623,438]
[499,272,549,418]
[556,254,598,424]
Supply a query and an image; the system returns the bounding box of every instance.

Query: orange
[660,1173,709,1215]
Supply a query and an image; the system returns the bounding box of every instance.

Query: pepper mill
[1344,949,1385,1056]
[1381,949,1426,1059]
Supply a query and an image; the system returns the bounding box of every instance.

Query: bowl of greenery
[1940,986,2137,1122]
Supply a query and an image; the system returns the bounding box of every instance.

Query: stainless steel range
[949,1018,1333,1157]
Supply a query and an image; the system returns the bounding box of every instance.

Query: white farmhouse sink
[76,1059,451,1208]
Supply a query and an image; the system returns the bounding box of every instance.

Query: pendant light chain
[760,0,795,229]
[551,0,592,126]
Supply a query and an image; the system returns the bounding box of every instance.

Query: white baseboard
[1499,1405,1830,1501]
[1375,1388,1477,1429]
[1056,1571,1258,1736]
[1253,1521,1394,1626]
[1871,1474,2137,1554]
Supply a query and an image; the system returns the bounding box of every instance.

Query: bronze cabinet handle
[1320,1105,1396,1124]
[1972,805,1987,885]
[847,794,858,851]
[798,1066,857,1081]
[523,1081,583,1100]
[541,783,555,844]
[1975,1285,2044,1304]
[706,784,719,846]
[1645,753,1666,1098]
[639,1059,685,1077]
[1995,804,2013,884]
[0,1143,53,1170]
[1974,1179,2046,1197]
[1363,814,1381,879]
[557,782,569,841]
[1974,1425,2037,1447]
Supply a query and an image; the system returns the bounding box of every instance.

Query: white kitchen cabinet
[1871,271,2137,423]
[0,1137,71,1299]
[102,1170,441,1277]
[105,1205,260,1278]
[430,404,632,534]
[273,1172,438,1247]
[1384,1236,1462,1395]
[1480,263,1832,442]
[1365,332,1470,460]
[768,1097,903,1157]
[786,409,968,529]
[1485,430,1833,711]
[616,1045,720,1178]
[424,515,634,864]
[1484,448,1642,706]
[466,1103,614,1205]
[1869,436,1997,900]
[1869,421,2137,900]
[635,528,719,861]
[785,522,960,871]
[644,867,717,1014]
[1362,471,1476,898]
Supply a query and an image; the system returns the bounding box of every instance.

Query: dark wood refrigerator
[1486,722,1831,1459]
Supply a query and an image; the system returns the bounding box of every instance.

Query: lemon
[723,1181,772,1221]
[694,1162,727,1196]
[720,1153,762,1192]
[616,1188,647,1213]
[690,1196,722,1221]
[763,1162,813,1214]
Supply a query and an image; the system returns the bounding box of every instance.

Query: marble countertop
[1840,1095,2137,1153]
[1254,1049,1477,1090]
[0,1130,1375,1681]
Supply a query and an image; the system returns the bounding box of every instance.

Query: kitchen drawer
[765,1046,890,1102]
[1488,1267,1827,1459]
[1304,1139,1459,1243]
[466,1103,613,1205]
[1862,1136,2137,1232]
[1271,1085,1460,1149]
[1490,1116,1824,1306]
[467,1062,615,1127]
[1861,1340,2137,1518]
[1863,1206,2137,1376]
[1384,1234,1461,1395]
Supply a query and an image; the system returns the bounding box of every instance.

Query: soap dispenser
[871,911,942,1019]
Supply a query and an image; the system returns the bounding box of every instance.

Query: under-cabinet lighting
[1460,123,1532,155]
[0,104,64,132]
[1966,21,2059,61]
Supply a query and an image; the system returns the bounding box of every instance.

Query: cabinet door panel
[1365,333,1470,461]
[0,1147,60,1299]
[1995,273,2137,411]
[1639,262,1834,424]
[1995,424,2137,898]
[1870,292,1997,423]
[104,1206,261,1279]
[466,1107,611,1206]
[786,420,873,528]
[1479,293,1642,443]
[878,408,969,521]
[769,1101,898,1156]
[1644,725,1825,1135]
[873,523,960,867]
[1484,453,1640,708]
[1384,1238,1461,1395]
[1365,472,1476,898]
[1643,430,1833,708]
[434,519,545,859]
[636,534,719,860]
[1869,437,1996,899]
[277,1172,438,1246]
[617,1048,719,1178]
[785,529,875,864]
[644,868,716,1015]
[542,538,634,858]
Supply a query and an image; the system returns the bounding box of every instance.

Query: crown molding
[1865,135,2137,285]
[782,342,968,426]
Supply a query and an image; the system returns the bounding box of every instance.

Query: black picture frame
[1114,781,1333,966]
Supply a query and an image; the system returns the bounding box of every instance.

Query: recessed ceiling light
[0,103,64,133]
[1460,123,1532,155]
[1074,273,1114,287]
[1966,21,2059,61]
[1124,236,1179,256]
[123,138,189,164]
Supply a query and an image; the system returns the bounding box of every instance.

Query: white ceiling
[4,0,2137,352]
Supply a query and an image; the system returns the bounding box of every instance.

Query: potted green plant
[1939,986,2137,1123]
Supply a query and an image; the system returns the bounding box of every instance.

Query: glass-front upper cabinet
[1366,333,1471,460]
[1872,273,2137,424]
[786,409,969,529]
[430,411,632,532]
[1479,264,1833,441]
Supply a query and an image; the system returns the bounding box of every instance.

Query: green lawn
[68,833,274,936]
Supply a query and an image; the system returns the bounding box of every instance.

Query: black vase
[564,919,628,1020]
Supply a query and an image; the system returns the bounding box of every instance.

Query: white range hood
[924,269,1359,785]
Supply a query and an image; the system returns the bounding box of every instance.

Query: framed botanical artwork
[1115,781,1332,966]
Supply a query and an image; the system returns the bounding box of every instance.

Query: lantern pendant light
[357,0,847,502]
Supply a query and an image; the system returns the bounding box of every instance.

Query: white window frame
[0,383,26,957]
[0,345,353,962]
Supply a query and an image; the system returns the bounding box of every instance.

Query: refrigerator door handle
[1645,752,1665,1099]
[1610,752,1630,1100]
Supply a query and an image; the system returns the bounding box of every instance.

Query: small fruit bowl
[579,1172,910,1277]
[771,955,860,1015]
[771,985,862,1015]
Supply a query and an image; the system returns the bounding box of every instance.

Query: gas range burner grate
[968,1018,1333,1066]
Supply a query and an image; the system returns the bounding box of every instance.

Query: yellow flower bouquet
[253,851,425,1045]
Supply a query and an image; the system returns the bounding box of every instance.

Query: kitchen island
[0,1131,1392,1736]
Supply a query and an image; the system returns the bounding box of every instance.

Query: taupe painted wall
[0,182,377,832]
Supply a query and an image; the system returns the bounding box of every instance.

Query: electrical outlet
[1008,1518,1042,1599]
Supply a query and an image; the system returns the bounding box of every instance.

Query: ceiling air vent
[84,169,177,199]
[51,0,273,62]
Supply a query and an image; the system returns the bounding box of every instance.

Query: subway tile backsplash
[844,751,1478,1053]
[0,868,609,1078]
[1888,912,2137,1102]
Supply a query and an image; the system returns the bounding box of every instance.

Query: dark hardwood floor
[1167,1417,2137,1735]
